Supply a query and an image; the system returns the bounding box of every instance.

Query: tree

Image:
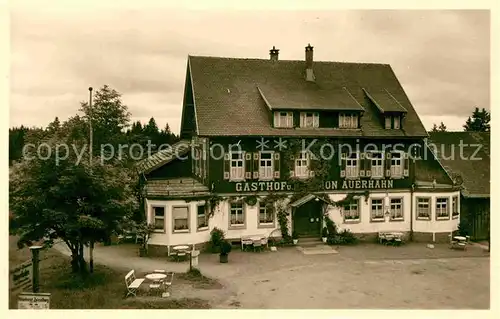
[431,123,439,132]
[9,135,137,274]
[438,122,447,132]
[47,116,61,133]
[79,85,131,153]
[463,107,490,132]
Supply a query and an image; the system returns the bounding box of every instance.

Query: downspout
[410,183,414,242]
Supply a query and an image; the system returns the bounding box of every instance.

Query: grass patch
[177,267,223,290]
[9,236,211,309]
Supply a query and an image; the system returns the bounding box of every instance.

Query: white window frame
[294,151,309,178]
[452,196,459,219]
[436,197,449,220]
[152,206,165,232]
[416,197,431,220]
[343,199,360,222]
[394,116,401,129]
[389,198,403,221]
[390,151,404,178]
[385,116,392,129]
[259,151,274,180]
[275,111,294,128]
[346,152,359,178]
[370,198,384,221]
[369,151,384,178]
[300,112,319,128]
[230,151,245,181]
[229,201,246,228]
[339,113,358,129]
[197,204,208,231]
[172,206,190,233]
[258,202,275,227]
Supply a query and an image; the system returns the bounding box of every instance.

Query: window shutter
[365,153,372,177]
[224,153,230,180]
[253,153,259,179]
[340,153,347,178]
[359,153,365,177]
[274,153,280,179]
[385,152,391,177]
[245,152,252,179]
[313,113,319,127]
[274,112,279,127]
[403,152,409,177]
[300,113,305,127]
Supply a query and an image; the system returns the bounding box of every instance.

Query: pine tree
[463,107,490,132]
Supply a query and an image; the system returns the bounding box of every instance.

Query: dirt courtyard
[52,241,490,309]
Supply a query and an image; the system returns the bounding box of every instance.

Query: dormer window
[339,113,358,129]
[300,112,319,128]
[274,111,293,128]
[385,115,402,129]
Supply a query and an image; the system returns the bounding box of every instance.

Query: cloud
[10,7,489,133]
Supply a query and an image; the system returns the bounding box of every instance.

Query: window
[152,206,165,232]
[275,111,293,128]
[385,116,391,129]
[370,152,384,178]
[346,152,359,178]
[416,197,431,220]
[259,151,274,180]
[295,151,309,178]
[343,200,360,222]
[300,112,319,128]
[172,206,189,232]
[197,205,208,230]
[339,113,358,129]
[436,198,449,219]
[390,198,403,220]
[394,116,401,129]
[258,202,274,226]
[230,201,245,227]
[452,196,459,219]
[230,151,245,180]
[390,152,403,178]
[370,199,384,221]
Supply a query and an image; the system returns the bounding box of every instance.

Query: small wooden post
[30,246,42,293]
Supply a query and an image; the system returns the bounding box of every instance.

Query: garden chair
[125,270,145,297]
[253,240,263,252]
[176,251,187,262]
[241,238,253,251]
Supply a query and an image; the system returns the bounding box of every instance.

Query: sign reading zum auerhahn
[10,260,32,293]
[17,292,51,309]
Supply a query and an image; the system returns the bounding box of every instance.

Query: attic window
[300,112,319,128]
[274,111,293,128]
[385,115,402,129]
[339,113,358,129]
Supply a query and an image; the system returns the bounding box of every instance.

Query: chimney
[305,43,315,82]
[269,46,279,61]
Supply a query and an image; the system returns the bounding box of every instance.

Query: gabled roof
[146,178,210,198]
[427,132,490,198]
[187,55,428,137]
[136,140,191,174]
[363,88,408,113]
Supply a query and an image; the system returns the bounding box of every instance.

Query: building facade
[138,45,461,255]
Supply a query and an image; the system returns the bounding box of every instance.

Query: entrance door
[293,200,323,237]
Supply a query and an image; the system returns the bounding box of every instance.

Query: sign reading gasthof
[10,260,32,293]
[17,292,51,309]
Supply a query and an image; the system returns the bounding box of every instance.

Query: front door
[293,200,322,237]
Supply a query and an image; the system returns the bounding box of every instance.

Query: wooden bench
[125,270,145,297]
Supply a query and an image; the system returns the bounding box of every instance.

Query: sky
[9,3,490,134]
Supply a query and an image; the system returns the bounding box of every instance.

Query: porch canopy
[290,194,331,207]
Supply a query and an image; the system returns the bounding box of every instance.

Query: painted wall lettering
[234,179,394,192]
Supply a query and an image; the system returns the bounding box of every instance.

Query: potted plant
[210,227,225,253]
[322,227,328,243]
[292,231,299,245]
[219,240,232,263]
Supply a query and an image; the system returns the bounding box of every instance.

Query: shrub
[292,231,298,239]
[220,240,232,255]
[325,216,337,236]
[338,229,358,245]
[209,227,225,253]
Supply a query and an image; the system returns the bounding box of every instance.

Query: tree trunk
[78,243,88,274]
[71,251,80,273]
[89,240,94,273]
